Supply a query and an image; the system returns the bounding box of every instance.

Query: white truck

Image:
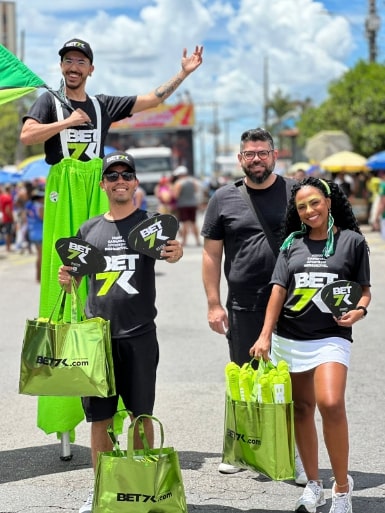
[125,146,174,195]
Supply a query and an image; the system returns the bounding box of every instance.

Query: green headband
[318,179,331,196]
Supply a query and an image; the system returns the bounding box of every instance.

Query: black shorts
[226,295,270,365]
[178,206,197,222]
[82,330,159,422]
[1,222,13,235]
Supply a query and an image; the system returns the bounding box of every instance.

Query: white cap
[173,165,188,177]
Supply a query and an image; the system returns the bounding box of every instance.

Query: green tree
[0,102,19,166]
[0,93,43,167]
[266,88,297,134]
[297,60,385,156]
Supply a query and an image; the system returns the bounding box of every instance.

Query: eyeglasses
[62,57,90,67]
[103,171,136,182]
[240,150,274,161]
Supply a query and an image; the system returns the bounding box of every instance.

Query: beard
[243,164,274,184]
[64,73,87,90]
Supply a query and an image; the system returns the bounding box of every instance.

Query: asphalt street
[0,219,384,513]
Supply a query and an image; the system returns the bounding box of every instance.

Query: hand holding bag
[19,278,115,397]
[93,414,188,513]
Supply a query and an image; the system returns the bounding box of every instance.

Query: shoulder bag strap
[236,180,280,257]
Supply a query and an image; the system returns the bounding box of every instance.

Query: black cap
[58,38,93,63]
[102,152,136,177]
[31,188,45,200]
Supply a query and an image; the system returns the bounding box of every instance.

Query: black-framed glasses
[240,150,274,161]
[103,171,136,182]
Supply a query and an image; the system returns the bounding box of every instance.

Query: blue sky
[12,0,385,172]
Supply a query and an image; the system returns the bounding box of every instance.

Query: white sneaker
[295,451,308,486]
[218,462,243,474]
[79,489,94,513]
[329,475,354,513]
[295,480,326,513]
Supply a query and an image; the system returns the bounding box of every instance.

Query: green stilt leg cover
[37,157,108,438]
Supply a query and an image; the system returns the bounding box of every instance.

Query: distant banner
[110,103,195,129]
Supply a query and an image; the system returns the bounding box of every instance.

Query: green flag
[0,44,83,121]
[0,44,46,105]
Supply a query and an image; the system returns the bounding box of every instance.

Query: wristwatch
[355,306,368,317]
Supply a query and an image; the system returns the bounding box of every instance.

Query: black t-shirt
[272,229,370,342]
[23,92,137,164]
[201,176,295,301]
[77,209,157,338]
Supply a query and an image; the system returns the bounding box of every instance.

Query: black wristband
[356,306,367,317]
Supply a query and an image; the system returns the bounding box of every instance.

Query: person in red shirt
[0,185,14,252]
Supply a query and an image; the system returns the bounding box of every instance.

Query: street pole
[263,55,269,128]
[365,0,381,62]
[195,101,220,175]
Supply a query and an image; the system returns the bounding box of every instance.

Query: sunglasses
[103,171,136,182]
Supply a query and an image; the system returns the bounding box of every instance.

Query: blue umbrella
[366,150,385,171]
[103,145,117,155]
[21,158,50,180]
[0,169,22,184]
[20,147,117,181]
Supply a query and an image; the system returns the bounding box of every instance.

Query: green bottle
[280,370,292,403]
[258,374,273,403]
[277,360,289,372]
[275,360,292,403]
[272,375,286,403]
[225,362,241,401]
[239,366,253,401]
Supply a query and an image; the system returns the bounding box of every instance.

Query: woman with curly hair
[250,177,371,513]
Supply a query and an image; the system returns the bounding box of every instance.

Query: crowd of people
[154,164,203,246]
[0,34,373,513]
[0,180,44,281]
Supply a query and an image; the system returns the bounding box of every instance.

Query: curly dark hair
[281,176,365,243]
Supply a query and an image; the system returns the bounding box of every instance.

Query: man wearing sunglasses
[201,128,305,478]
[59,150,183,513]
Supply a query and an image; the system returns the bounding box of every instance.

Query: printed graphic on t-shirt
[66,128,99,160]
[96,235,140,296]
[289,254,338,313]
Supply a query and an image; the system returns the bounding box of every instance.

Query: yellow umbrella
[320,151,368,173]
[17,153,45,170]
[288,162,311,173]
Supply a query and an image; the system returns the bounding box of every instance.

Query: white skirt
[271,333,351,373]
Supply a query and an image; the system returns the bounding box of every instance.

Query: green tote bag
[19,278,115,397]
[222,395,295,481]
[93,414,188,513]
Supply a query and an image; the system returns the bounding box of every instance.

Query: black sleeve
[22,91,57,124]
[96,94,137,122]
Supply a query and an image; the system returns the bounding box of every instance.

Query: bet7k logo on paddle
[329,284,354,307]
[67,240,92,263]
[140,220,169,249]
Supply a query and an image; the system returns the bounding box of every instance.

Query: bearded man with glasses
[201,128,306,479]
